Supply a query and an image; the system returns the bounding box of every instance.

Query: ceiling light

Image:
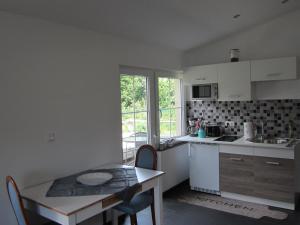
[233,14,241,19]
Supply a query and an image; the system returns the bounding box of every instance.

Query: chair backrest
[135,144,157,170]
[6,176,30,225]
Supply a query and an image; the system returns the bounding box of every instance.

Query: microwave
[191,83,218,100]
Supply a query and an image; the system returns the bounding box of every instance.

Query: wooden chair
[6,176,57,225]
[6,176,31,225]
[113,144,158,225]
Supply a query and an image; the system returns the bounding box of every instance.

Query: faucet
[288,120,295,139]
[259,121,265,140]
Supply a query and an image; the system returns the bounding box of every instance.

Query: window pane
[134,76,147,111]
[122,113,134,138]
[158,77,171,109]
[170,78,181,107]
[171,108,181,137]
[169,79,175,107]
[120,76,134,113]
[122,113,136,162]
[158,77,182,139]
[134,112,148,148]
[160,109,171,139]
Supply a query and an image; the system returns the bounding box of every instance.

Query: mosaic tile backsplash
[186,99,300,138]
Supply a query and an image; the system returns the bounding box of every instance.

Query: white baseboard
[221,192,295,210]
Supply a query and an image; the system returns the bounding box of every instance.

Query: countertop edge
[176,136,296,150]
[158,141,188,151]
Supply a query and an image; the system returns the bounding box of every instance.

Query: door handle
[229,94,241,98]
[266,73,281,77]
[229,157,243,161]
[265,161,280,166]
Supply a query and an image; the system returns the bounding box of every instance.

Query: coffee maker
[187,118,198,137]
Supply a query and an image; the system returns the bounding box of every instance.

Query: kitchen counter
[158,140,187,151]
[176,135,298,150]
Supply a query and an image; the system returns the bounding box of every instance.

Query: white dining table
[21,165,165,225]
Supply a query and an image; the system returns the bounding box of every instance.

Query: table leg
[65,215,76,225]
[112,209,119,225]
[154,177,163,225]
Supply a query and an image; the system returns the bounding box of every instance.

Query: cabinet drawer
[251,57,297,81]
[253,156,294,203]
[183,64,218,84]
[219,145,254,156]
[253,147,294,159]
[220,153,254,195]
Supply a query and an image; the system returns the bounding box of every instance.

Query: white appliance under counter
[189,142,220,194]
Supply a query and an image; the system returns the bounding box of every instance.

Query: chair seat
[114,193,153,215]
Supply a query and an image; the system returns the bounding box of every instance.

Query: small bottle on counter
[230,49,240,62]
[197,119,206,138]
[198,128,206,138]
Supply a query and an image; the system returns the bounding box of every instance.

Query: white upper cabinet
[218,61,251,101]
[251,57,297,82]
[183,64,218,84]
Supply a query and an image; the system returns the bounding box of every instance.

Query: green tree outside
[120,75,181,138]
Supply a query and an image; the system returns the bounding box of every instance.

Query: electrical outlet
[225,121,235,127]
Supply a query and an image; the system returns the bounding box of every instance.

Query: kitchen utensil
[187,118,198,136]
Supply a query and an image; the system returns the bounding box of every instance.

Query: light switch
[48,132,56,142]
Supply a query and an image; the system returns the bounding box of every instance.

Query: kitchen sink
[248,137,299,145]
[214,136,240,142]
[247,137,300,148]
[249,137,289,144]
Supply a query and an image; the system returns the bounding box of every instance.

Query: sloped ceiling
[0,0,299,50]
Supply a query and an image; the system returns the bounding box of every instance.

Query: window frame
[156,76,184,140]
[120,72,155,164]
[119,66,184,163]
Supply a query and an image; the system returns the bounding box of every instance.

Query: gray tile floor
[119,182,300,225]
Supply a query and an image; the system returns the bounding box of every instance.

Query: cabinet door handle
[267,73,281,77]
[229,94,241,98]
[265,161,281,166]
[229,157,243,161]
[196,77,206,81]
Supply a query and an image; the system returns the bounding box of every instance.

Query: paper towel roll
[244,122,254,140]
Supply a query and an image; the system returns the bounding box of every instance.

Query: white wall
[183,9,300,99]
[0,11,181,225]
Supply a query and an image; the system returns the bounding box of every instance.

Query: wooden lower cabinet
[253,156,294,203]
[220,153,254,196]
[220,153,295,203]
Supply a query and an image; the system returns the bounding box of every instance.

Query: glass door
[120,75,149,164]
